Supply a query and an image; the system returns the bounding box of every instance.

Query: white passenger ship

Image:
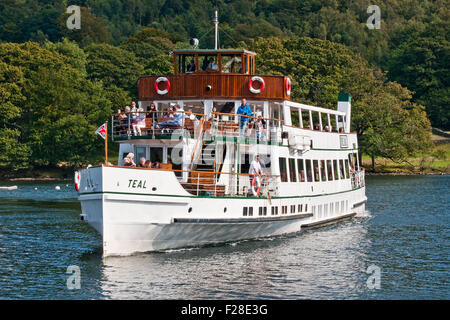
[76,42,366,257]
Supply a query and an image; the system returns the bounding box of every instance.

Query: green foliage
[249,37,432,162]
[85,43,144,95]
[0,42,115,169]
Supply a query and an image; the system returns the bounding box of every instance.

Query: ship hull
[78,166,366,257]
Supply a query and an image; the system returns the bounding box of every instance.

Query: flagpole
[105,120,108,165]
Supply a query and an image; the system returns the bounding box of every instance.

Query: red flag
[95,123,107,140]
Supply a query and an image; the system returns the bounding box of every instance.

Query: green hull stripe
[80,186,364,200]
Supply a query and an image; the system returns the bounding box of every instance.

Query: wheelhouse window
[306,159,313,182]
[199,54,219,72]
[177,54,196,73]
[288,158,297,182]
[279,157,288,182]
[221,54,242,73]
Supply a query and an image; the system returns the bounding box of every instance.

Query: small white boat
[0,186,18,190]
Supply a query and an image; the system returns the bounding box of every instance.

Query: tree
[85,43,144,95]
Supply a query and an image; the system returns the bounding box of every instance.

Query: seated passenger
[207,58,219,71]
[137,157,146,167]
[122,153,136,167]
[144,160,152,168]
[187,60,196,72]
[157,105,185,130]
[152,161,161,169]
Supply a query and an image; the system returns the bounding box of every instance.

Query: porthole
[188,207,192,213]
[224,207,227,213]
[152,187,157,191]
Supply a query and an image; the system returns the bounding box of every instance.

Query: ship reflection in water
[98,217,369,299]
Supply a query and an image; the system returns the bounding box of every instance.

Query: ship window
[320,160,326,181]
[333,160,339,180]
[248,207,253,216]
[306,159,313,182]
[305,204,308,212]
[327,160,333,181]
[298,204,302,212]
[312,112,321,130]
[291,205,295,213]
[301,110,310,129]
[339,159,346,179]
[199,54,219,72]
[297,159,305,182]
[279,157,288,182]
[244,55,248,74]
[243,207,248,216]
[345,159,350,178]
[167,147,182,177]
[353,152,359,170]
[313,160,320,182]
[150,147,163,163]
[177,54,195,73]
[259,207,263,216]
[271,207,279,215]
[288,158,297,182]
[330,203,334,215]
[324,204,328,216]
[136,146,146,163]
[264,207,267,216]
[221,54,241,73]
[290,108,300,127]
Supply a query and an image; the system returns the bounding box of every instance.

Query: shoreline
[2,171,448,182]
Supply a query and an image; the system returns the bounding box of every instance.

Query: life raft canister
[251,176,261,197]
[285,77,291,96]
[74,171,80,191]
[249,76,265,94]
[154,77,170,95]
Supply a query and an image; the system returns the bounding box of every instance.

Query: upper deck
[138,49,290,101]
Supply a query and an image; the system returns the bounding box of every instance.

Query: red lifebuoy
[285,77,291,96]
[249,76,265,94]
[154,77,170,95]
[74,171,80,191]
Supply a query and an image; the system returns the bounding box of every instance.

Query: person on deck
[156,105,186,130]
[187,60,196,72]
[137,157,146,167]
[236,98,252,137]
[249,155,263,196]
[122,153,136,167]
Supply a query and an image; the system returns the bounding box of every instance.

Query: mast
[214,10,219,50]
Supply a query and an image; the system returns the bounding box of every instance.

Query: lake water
[0,175,448,299]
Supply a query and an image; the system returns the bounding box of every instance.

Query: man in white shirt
[249,155,262,176]
[249,155,263,196]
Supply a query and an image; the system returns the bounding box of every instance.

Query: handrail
[104,164,280,177]
[189,117,206,170]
